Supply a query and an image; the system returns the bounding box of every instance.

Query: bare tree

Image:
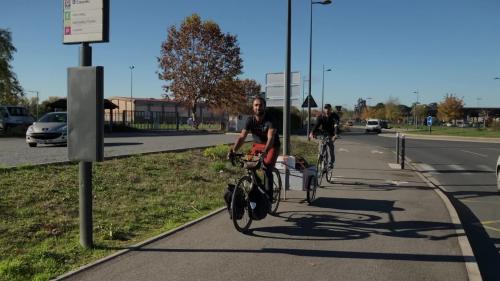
[158,14,243,128]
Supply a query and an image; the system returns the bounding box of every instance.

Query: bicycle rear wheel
[269,168,282,215]
[232,176,253,233]
[306,175,317,204]
[316,155,324,187]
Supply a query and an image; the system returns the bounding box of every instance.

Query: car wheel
[28,143,37,147]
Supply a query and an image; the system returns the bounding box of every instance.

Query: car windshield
[7,107,29,116]
[39,113,67,123]
[367,121,378,125]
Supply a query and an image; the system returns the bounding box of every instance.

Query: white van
[365,119,382,134]
[0,105,35,132]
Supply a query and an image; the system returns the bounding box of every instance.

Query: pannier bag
[248,185,270,220]
[224,184,244,219]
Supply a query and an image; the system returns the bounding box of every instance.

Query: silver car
[26,112,67,147]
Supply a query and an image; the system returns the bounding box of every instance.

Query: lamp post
[307,0,332,140]
[26,90,39,120]
[129,65,135,99]
[413,90,419,129]
[321,65,332,109]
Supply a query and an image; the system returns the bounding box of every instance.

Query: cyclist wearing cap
[309,104,339,168]
[228,96,280,199]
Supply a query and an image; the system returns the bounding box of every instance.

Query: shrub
[203,144,230,160]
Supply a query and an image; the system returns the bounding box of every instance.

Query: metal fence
[105,110,227,131]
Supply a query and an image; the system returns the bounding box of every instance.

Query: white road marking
[446,164,475,175]
[388,163,401,169]
[416,163,435,172]
[338,148,350,152]
[477,164,494,172]
[386,180,409,186]
[461,150,488,158]
[371,150,384,154]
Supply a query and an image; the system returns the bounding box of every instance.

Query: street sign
[427,116,433,126]
[265,72,301,107]
[63,0,109,44]
[301,95,318,108]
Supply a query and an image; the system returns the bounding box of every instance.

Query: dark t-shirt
[244,114,281,147]
[312,112,339,137]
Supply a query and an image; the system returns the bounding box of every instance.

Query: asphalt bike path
[58,138,474,281]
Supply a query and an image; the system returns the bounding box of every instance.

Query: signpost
[63,0,109,44]
[64,0,109,249]
[427,116,433,134]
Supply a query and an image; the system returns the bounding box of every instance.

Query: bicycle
[228,153,282,233]
[315,135,335,189]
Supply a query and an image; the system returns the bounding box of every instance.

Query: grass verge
[402,126,500,138]
[0,137,316,281]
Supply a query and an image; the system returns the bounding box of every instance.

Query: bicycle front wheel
[232,176,253,233]
[316,155,324,188]
[326,165,334,183]
[306,175,317,204]
[269,168,282,215]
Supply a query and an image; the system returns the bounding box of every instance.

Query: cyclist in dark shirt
[309,104,339,168]
[228,96,280,199]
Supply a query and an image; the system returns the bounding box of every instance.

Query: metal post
[130,66,134,99]
[36,91,39,120]
[396,132,400,164]
[321,64,325,109]
[307,0,313,140]
[284,0,292,190]
[79,42,93,248]
[401,134,405,170]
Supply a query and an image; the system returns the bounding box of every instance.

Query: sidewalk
[58,139,476,281]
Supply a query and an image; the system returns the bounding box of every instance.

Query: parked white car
[26,112,67,147]
[365,119,382,134]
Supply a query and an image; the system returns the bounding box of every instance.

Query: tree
[214,78,260,115]
[384,97,403,123]
[0,28,24,105]
[158,14,243,128]
[437,94,464,122]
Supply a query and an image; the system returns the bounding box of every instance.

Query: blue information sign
[427,116,433,126]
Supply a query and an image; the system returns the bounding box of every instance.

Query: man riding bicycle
[309,104,339,169]
[228,96,280,200]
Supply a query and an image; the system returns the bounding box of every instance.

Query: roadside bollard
[401,134,405,169]
[396,132,400,164]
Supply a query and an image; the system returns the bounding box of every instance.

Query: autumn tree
[158,14,243,127]
[437,94,464,122]
[0,28,24,105]
[214,78,260,115]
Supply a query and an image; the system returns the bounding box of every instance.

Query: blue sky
[2,0,500,109]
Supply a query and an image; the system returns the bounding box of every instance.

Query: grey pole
[284,0,292,191]
[321,64,325,109]
[401,135,405,170]
[36,91,39,120]
[321,65,331,110]
[79,42,93,248]
[129,65,134,99]
[396,132,400,164]
[307,0,313,140]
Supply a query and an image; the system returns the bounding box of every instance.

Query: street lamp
[413,90,419,128]
[26,90,39,120]
[129,65,135,100]
[307,0,332,140]
[321,65,332,109]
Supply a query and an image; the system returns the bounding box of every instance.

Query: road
[345,128,500,281]
[0,132,240,167]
